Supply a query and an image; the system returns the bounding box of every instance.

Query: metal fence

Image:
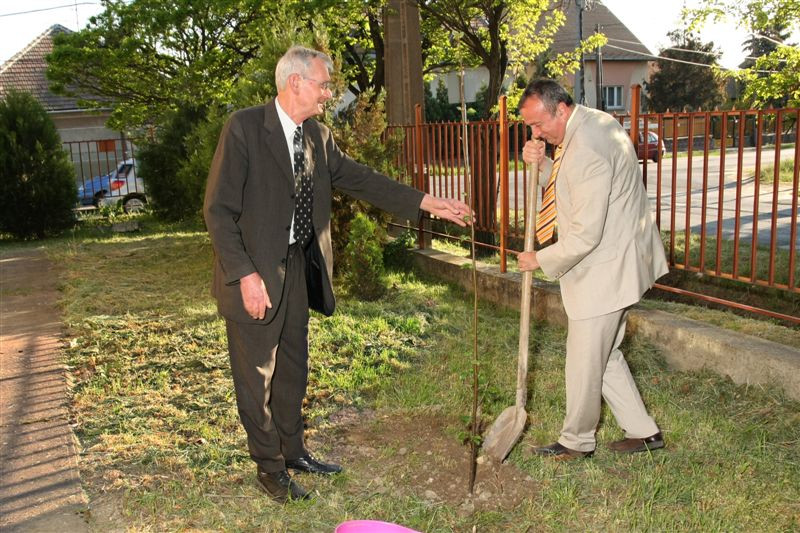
[386,90,799,324]
[62,138,140,206]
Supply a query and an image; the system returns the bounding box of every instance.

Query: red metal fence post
[499,96,509,273]
[414,104,426,249]
[630,84,641,148]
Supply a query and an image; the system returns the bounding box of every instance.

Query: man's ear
[290,73,301,91]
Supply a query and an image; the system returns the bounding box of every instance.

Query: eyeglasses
[303,77,332,91]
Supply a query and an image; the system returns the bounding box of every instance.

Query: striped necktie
[535,144,563,245]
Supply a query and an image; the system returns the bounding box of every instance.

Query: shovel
[482,158,540,462]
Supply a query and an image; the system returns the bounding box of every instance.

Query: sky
[0,0,770,69]
[601,0,752,69]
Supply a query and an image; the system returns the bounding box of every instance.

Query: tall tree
[645,30,725,112]
[684,0,800,108]
[416,0,604,118]
[738,22,791,108]
[47,0,279,131]
[305,0,386,101]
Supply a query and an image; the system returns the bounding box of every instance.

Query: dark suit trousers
[225,243,309,473]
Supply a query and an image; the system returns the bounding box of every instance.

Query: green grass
[666,230,799,287]
[25,221,800,531]
[759,158,797,186]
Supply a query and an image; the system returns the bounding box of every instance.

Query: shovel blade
[482,405,527,462]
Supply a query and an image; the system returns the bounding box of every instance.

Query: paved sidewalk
[0,248,89,532]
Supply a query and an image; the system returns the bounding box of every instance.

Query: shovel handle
[516,158,539,407]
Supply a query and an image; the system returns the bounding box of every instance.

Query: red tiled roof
[0,24,87,112]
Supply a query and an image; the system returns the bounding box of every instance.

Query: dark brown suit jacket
[203,100,424,324]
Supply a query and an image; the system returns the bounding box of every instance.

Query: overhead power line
[603,43,779,74]
[0,2,100,18]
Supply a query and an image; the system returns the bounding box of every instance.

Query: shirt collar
[275,98,301,141]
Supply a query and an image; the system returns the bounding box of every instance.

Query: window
[602,86,624,109]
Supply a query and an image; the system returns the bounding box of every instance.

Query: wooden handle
[515,159,539,407]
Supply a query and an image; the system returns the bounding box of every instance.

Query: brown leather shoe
[256,467,310,503]
[608,432,665,453]
[533,442,594,459]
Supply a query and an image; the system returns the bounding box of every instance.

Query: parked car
[626,129,665,162]
[77,158,147,213]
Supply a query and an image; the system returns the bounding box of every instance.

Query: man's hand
[517,251,540,272]
[522,139,545,166]
[240,271,271,320]
[420,194,473,227]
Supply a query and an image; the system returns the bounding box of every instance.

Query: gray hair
[275,46,333,91]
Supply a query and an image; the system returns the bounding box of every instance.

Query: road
[641,146,797,250]
[427,145,798,251]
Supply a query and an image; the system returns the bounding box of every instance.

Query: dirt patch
[309,407,538,513]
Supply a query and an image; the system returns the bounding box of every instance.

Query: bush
[342,212,387,300]
[0,90,76,239]
[329,90,403,270]
[383,229,417,271]
[136,104,207,221]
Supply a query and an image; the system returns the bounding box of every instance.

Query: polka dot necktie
[292,126,313,248]
[535,144,563,245]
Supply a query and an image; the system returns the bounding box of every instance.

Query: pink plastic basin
[335,520,421,533]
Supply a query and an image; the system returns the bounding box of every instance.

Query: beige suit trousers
[559,309,659,452]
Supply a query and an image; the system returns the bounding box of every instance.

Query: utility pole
[575,0,585,104]
[385,0,424,124]
[595,24,604,111]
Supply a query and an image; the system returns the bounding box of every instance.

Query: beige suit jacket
[536,105,668,320]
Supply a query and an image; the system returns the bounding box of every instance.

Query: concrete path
[0,248,89,532]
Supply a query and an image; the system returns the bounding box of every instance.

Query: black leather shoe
[285,453,342,475]
[608,432,665,453]
[533,442,594,459]
[256,467,310,503]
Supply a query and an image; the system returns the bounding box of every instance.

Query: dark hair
[519,79,574,115]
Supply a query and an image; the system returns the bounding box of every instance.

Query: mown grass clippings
[44,225,800,531]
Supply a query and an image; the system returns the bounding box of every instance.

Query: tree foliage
[424,79,460,122]
[644,30,725,112]
[137,8,324,220]
[47,0,278,131]
[684,0,800,108]
[417,0,605,118]
[0,90,76,239]
[303,0,386,101]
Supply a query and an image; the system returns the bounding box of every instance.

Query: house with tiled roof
[1,25,133,195]
[0,24,120,142]
[551,0,653,112]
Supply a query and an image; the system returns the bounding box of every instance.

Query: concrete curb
[411,248,800,402]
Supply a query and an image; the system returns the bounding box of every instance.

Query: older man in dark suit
[203,45,470,503]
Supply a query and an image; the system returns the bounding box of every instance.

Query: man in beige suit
[517,79,668,459]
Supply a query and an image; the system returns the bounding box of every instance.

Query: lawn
[42,217,800,531]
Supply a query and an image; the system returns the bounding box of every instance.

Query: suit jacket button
[285,225,290,231]
[290,194,296,199]
[281,257,287,264]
